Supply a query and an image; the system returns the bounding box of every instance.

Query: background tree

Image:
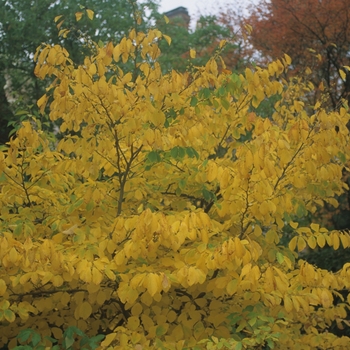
[0,0,159,144]
[157,14,238,72]
[243,0,350,109]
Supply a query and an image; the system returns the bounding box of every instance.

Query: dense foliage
[0,0,158,144]
[1,8,350,350]
[244,0,350,109]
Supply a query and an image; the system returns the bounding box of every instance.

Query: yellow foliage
[0,13,350,350]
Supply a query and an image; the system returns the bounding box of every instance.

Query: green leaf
[15,110,29,116]
[89,335,105,343]
[64,335,75,349]
[31,332,41,347]
[178,179,186,190]
[202,188,214,201]
[235,342,243,350]
[86,201,94,211]
[267,339,275,349]
[185,147,195,158]
[276,252,284,264]
[337,151,346,164]
[44,336,58,344]
[190,97,198,107]
[4,309,15,322]
[217,86,226,96]
[17,329,34,342]
[203,88,211,99]
[14,223,23,236]
[296,204,306,218]
[178,147,186,159]
[147,151,161,164]
[170,147,179,158]
[156,325,167,336]
[221,98,230,110]
[67,198,84,214]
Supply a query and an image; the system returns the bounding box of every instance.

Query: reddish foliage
[244,0,350,108]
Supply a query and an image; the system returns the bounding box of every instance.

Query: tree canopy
[243,0,350,109]
[1,6,350,349]
[0,0,159,144]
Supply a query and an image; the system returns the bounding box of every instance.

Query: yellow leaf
[307,236,317,250]
[241,263,252,278]
[81,301,92,320]
[297,237,306,252]
[264,267,275,292]
[219,40,227,49]
[52,275,63,287]
[146,273,160,297]
[340,234,349,249]
[86,9,94,20]
[266,230,278,244]
[105,268,116,281]
[253,225,262,237]
[75,12,83,21]
[164,15,169,24]
[163,34,171,45]
[37,94,48,112]
[187,266,199,286]
[62,224,78,235]
[92,267,103,285]
[340,69,346,81]
[234,237,245,258]
[245,150,253,169]
[162,274,170,291]
[113,45,121,62]
[259,201,269,216]
[54,15,63,23]
[291,296,300,312]
[317,234,326,248]
[101,333,117,347]
[226,279,238,295]
[114,250,127,268]
[310,223,319,232]
[289,236,297,251]
[332,232,340,250]
[207,161,218,182]
[131,303,143,316]
[320,289,332,308]
[0,279,7,296]
[190,49,196,59]
[284,295,293,313]
[127,316,140,331]
[284,53,292,65]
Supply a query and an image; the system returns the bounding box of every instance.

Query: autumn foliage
[244,0,350,109]
[1,7,350,350]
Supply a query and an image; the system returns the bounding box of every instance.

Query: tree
[157,14,238,73]
[0,0,159,144]
[244,0,350,109]
[1,10,350,350]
